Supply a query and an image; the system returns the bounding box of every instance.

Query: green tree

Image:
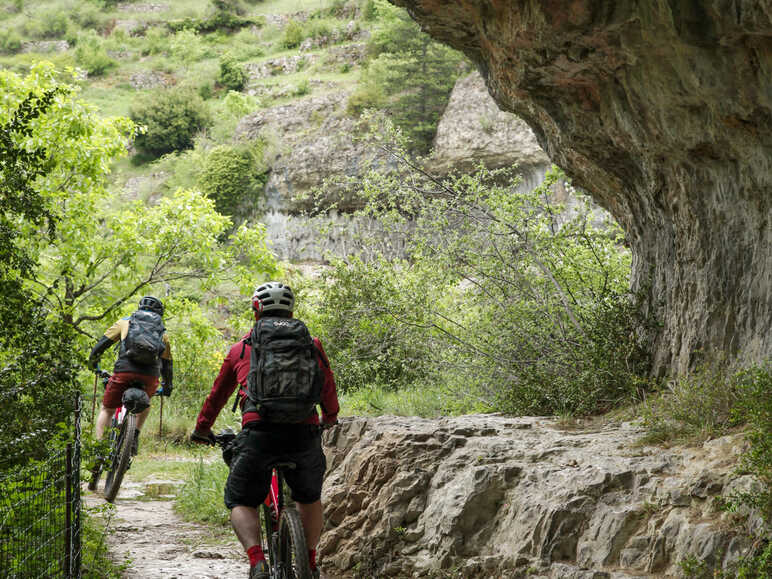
[199,144,268,216]
[131,88,211,158]
[1,65,278,463]
[0,64,130,465]
[349,0,466,152]
[217,53,247,91]
[307,122,650,415]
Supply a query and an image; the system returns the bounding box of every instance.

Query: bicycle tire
[103,413,136,503]
[88,416,119,492]
[278,507,312,579]
[261,504,276,566]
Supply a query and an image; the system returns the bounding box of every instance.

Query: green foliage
[643,363,770,576]
[167,0,256,35]
[281,20,304,49]
[641,361,744,443]
[349,0,466,152]
[81,503,128,577]
[75,30,116,76]
[176,456,230,526]
[0,65,109,464]
[24,8,71,39]
[70,1,109,33]
[169,28,211,61]
[300,256,437,394]
[198,142,268,216]
[730,365,772,520]
[217,53,246,91]
[306,124,648,415]
[131,88,211,158]
[0,29,22,53]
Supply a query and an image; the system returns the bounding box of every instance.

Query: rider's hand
[160,383,173,397]
[190,430,215,445]
[321,419,339,430]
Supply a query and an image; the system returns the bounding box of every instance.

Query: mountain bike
[211,430,315,579]
[88,370,163,503]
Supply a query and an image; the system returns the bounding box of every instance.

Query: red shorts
[102,372,159,409]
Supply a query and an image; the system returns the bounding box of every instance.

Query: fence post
[73,392,82,578]
[65,443,72,578]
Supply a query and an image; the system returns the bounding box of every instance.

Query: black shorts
[224,425,326,509]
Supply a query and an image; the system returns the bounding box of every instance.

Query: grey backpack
[245,318,323,422]
[122,310,166,366]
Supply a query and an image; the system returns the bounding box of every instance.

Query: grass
[340,382,490,418]
[175,455,232,526]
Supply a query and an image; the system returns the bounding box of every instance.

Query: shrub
[142,26,169,55]
[300,256,437,394]
[198,143,267,215]
[38,10,71,38]
[304,143,649,416]
[70,1,107,31]
[131,89,212,158]
[0,30,22,54]
[75,31,116,76]
[281,20,304,49]
[217,54,246,91]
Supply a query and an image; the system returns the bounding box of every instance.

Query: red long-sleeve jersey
[195,333,340,434]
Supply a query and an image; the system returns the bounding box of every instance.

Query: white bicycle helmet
[251,282,295,314]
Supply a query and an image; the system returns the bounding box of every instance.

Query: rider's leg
[231,505,261,549]
[135,405,152,430]
[95,405,117,440]
[296,499,323,549]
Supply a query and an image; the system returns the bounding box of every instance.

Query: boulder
[320,416,757,577]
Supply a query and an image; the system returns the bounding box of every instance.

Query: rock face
[391,0,772,376]
[320,416,758,578]
[430,71,550,193]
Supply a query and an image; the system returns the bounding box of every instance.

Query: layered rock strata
[320,416,759,578]
[392,0,772,375]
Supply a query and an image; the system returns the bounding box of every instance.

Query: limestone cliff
[391,0,772,376]
[319,416,761,578]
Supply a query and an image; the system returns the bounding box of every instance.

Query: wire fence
[0,395,81,579]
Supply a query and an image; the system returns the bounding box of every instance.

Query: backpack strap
[239,333,253,359]
[231,387,246,412]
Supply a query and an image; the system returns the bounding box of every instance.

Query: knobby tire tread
[104,413,136,503]
[279,507,312,579]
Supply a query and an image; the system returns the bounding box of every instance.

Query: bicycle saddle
[270,461,297,470]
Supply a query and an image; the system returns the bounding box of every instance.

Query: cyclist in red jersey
[191,282,339,579]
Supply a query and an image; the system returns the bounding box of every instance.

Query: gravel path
[84,481,248,579]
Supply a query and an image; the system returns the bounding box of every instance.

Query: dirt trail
[84,481,247,579]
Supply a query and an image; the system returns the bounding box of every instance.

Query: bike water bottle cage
[122,387,151,414]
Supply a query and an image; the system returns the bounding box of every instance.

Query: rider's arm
[194,344,240,434]
[314,338,340,425]
[87,321,122,369]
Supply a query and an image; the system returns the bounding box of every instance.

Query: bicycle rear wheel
[278,507,312,579]
[103,413,136,503]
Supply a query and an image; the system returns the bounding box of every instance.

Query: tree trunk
[391,0,772,375]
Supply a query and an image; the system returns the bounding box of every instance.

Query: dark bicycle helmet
[251,282,294,314]
[138,295,164,316]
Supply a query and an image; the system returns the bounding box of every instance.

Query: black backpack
[122,310,166,366]
[245,317,323,423]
